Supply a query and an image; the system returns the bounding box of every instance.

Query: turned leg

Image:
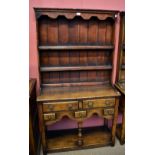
[77,121,83,146]
[111,98,119,146]
[104,118,108,127]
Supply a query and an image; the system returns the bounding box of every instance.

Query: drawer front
[75,111,87,118]
[43,101,78,112]
[104,108,114,115]
[44,113,56,121]
[83,98,115,109]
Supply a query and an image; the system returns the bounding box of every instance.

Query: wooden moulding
[35,8,118,21]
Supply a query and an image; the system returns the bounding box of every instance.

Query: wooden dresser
[35,8,121,154]
[115,12,125,144]
[29,79,40,155]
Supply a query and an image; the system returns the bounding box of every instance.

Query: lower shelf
[46,126,112,153]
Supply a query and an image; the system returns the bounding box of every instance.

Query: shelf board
[40,65,112,72]
[38,45,114,50]
[41,81,110,87]
[38,83,121,102]
[46,126,112,153]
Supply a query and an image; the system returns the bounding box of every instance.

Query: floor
[40,138,125,155]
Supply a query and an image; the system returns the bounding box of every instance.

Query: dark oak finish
[29,79,40,155]
[35,8,120,154]
[115,12,125,145]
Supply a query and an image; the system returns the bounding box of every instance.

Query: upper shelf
[38,45,114,51]
[40,65,112,72]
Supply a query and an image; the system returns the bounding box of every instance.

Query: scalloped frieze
[36,11,115,21]
[44,109,114,126]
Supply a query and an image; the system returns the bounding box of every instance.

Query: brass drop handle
[79,112,82,117]
[48,104,54,110]
[104,109,114,115]
[107,110,113,115]
[105,100,114,106]
[44,113,56,121]
[75,111,87,118]
[88,101,93,108]
[109,110,113,115]
[68,103,73,110]
[105,101,110,106]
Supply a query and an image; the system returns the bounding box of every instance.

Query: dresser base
[37,85,120,154]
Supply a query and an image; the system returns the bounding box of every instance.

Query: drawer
[83,98,115,109]
[43,101,78,112]
[75,111,87,118]
[104,108,114,115]
[44,113,56,121]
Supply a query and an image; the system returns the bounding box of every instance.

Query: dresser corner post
[111,97,119,146]
[37,102,47,154]
[77,121,83,146]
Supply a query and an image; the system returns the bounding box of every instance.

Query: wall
[29,0,125,129]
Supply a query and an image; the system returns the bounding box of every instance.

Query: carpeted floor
[40,138,125,155]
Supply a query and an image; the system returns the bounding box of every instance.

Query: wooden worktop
[37,85,121,102]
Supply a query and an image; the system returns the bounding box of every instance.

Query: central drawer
[43,101,78,112]
[83,98,115,109]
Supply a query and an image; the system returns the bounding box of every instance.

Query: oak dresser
[35,8,121,154]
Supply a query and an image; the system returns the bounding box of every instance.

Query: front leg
[111,98,119,146]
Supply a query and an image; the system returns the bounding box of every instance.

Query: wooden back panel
[40,50,112,66]
[35,9,117,87]
[41,70,111,85]
[38,16,114,46]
